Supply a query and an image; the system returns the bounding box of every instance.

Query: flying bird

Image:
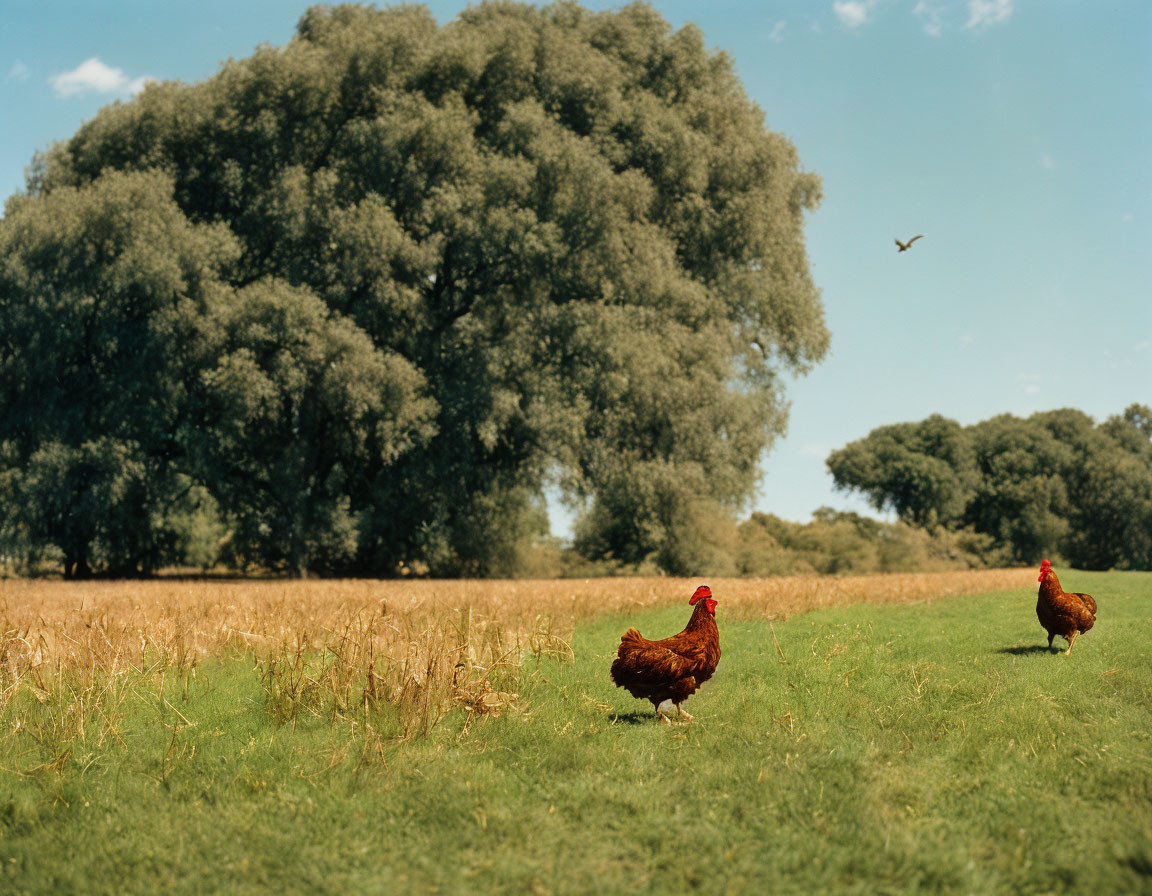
[895,235,924,252]
[609,584,721,724]
[1036,559,1097,655]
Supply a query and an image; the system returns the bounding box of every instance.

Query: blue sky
[2,0,1150,532]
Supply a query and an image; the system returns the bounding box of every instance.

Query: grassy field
[0,570,1149,894]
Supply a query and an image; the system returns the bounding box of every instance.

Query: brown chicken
[1036,559,1097,655]
[610,584,721,724]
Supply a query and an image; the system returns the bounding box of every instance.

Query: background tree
[964,414,1075,563]
[735,508,987,576]
[828,405,1152,569]
[1064,405,1152,569]
[4,2,828,575]
[826,415,976,529]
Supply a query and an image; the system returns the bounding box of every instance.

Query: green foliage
[163,483,228,571]
[1,575,1149,893]
[736,507,989,576]
[826,414,976,528]
[193,278,435,574]
[0,170,236,576]
[1,2,827,576]
[829,405,1152,569]
[966,412,1077,563]
[1065,406,1152,569]
[572,461,742,576]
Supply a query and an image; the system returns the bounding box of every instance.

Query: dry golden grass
[0,568,1034,764]
[0,568,1033,668]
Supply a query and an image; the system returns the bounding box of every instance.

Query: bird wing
[1042,591,1096,630]
[908,234,924,244]
[613,635,708,683]
[894,238,905,248]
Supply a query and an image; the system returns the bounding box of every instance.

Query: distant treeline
[3,403,1148,577]
[827,406,1152,570]
[421,507,989,579]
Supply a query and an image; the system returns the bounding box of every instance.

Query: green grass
[2,572,1151,894]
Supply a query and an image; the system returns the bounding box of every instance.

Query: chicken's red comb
[689,585,712,605]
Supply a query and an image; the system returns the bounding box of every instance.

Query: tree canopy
[828,406,1152,569]
[0,2,827,576]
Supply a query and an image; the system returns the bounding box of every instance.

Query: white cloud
[1017,373,1042,396]
[50,57,153,98]
[833,1,873,28]
[769,20,789,43]
[965,0,1013,30]
[7,61,30,82]
[913,2,944,37]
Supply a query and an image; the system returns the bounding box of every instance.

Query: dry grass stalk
[0,569,1032,669]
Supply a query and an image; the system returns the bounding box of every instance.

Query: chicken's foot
[677,706,695,723]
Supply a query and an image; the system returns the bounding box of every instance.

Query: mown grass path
[1,572,1149,894]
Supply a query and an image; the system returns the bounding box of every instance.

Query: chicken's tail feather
[609,633,642,689]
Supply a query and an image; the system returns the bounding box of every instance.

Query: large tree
[2,2,828,575]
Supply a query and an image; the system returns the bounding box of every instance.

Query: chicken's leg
[677,705,695,723]
[1047,632,1055,650]
[1064,631,1079,656]
[656,706,674,725]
